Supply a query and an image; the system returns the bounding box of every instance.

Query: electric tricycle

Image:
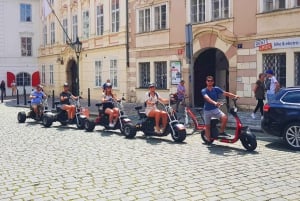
[134,99,187,142]
[84,98,137,138]
[17,98,50,123]
[42,97,88,129]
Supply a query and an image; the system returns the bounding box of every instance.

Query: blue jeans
[267,94,275,103]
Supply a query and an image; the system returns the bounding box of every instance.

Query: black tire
[283,122,300,151]
[240,133,257,151]
[122,123,137,138]
[84,119,96,132]
[171,125,186,142]
[76,117,85,129]
[42,114,53,127]
[17,111,27,123]
[200,130,214,144]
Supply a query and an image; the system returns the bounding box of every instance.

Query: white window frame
[62,18,68,43]
[191,0,206,23]
[262,0,286,12]
[96,5,104,36]
[43,25,47,46]
[82,10,90,39]
[154,4,167,30]
[20,3,32,22]
[49,65,54,85]
[111,0,120,32]
[21,37,32,56]
[110,59,118,88]
[212,0,229,20]
[138,8,151,33]
[72,15,78,41]
[50,22,55,45]
[41,65,46,84]
[95,60,102,87]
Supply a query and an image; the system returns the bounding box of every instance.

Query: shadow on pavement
[205,143,260,156]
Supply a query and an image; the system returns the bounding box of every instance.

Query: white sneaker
[251,113,255,119]
[109,123,114,128]
[261,116,263,120]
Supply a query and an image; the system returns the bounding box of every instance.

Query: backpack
[144,92,158,107]
[265,78,271,90]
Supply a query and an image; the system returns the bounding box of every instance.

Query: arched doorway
[66,59,77,95]
[193,48,229,107]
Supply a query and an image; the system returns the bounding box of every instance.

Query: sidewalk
[2,95,262,132]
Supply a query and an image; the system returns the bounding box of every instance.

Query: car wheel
[17,111,26,123]
[283,122,300,151]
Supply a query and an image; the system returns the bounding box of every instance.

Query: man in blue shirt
[29,84,47,118]
[201,76,238,142]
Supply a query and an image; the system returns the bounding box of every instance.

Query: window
[155,62,167,89]
[154,4,167,30]
[111,0,120,32]
[95,60,102,87]
[63,18,68,43]
[139,62,150,88]
[139,8,151,33]
[263,53,286,87]
[43,25,47,46]
[212,0,229,20]
[49,65,54,85]
[83,11,89,39]
[41,65,46,84]
[296,0,300,7]
[96,5,104,36]
[20,3,31,22]
[295,53,300,86]
[16,72,31,86]
[110,59,118,88]
[72,15,78,41]
[263,0,285,12]
[21,37,32,56]
[281,91,300,104]
[50,22,55,45]
[191,0,205,23]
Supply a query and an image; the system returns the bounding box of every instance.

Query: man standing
[176,80,186,111]
[265,69,279,102]
[201,76,238,142]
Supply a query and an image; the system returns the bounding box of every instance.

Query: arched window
[16,72,31,86]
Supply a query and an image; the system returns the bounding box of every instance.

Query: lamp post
[72,37,82,96]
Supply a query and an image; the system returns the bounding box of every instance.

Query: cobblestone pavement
[1,98,300,201]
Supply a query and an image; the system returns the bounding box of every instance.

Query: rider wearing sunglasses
[201,75,239,142]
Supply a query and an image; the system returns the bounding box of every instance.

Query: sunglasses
[206,80,214,82]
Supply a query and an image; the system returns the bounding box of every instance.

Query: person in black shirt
[60,83,78,120]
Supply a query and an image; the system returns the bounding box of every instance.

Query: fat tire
[283,122,300,151]
[42,114,53,127]
[84,119,96,132]
[200,130,214,144]
[76,117,86,129]
[240,133,257,151]
[171,127,186,142]
[17,111,27,123]
[122,123,137,138]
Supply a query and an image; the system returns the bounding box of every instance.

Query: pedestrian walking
[265,69,279,102]
[11,80,17,96]
[251,73,265,119]
[0,80,6,97]
[176,79,186,111]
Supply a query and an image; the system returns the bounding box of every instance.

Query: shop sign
[255,37,300,51]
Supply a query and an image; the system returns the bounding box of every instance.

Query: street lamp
[72,37,82,96]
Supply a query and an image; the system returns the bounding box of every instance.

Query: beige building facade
[38,0,300,108]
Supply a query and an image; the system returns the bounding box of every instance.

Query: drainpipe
[126,0,129,67]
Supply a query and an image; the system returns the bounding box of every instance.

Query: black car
[261,87,300,150]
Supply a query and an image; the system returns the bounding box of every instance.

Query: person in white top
[265,69,280,102]
[144,83,169,134]
[102,83,119,128]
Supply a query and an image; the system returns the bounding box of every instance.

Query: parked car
[261,87,300,150]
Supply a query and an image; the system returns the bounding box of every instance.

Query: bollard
[1,90,3,103]
[88,88,90,107]
[23,88,27,105]
[17,89,19,105]
[52,90,55,109]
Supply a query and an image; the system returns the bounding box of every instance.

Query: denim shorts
[203,108,225,125]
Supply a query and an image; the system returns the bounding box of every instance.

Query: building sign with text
[255,37,300,51]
